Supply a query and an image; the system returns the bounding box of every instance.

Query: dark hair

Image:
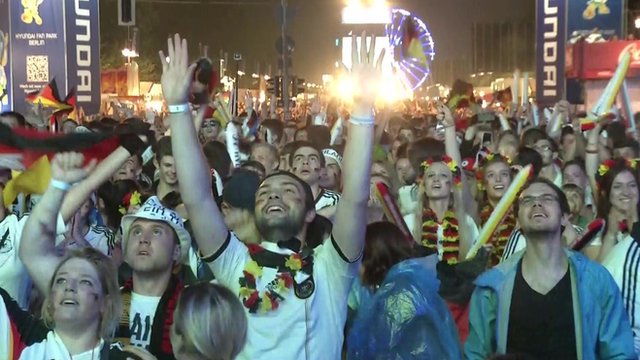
[521,128,547,148]
[202,141,232,179]
[99,117,119,129]
[161,191,184,209]
[98,180,148,229]
[408,137,445,175]
[596,159,639,220]
[562,159,586,177]
[307,125,331,149]
[514,147,543,178]
[396,142,410,159]
[560,125,575,143]
[281,141,298,156]
[262,171,315,213]
[288,140,325,167]
[513,177,570,217]
[607,121,627,149]
[241,160,266,176]
[0,111,26,127]
[361,222,416,287]
[260,119,284,143]
[155,136,173,161]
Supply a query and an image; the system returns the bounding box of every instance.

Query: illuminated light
[122,48,139,58]
[259,90,266,103]
[479,72,485,76]
[341,1,391,24]
[263,75,271,80]
[471,74,476,78]
[252,73,259,78]
[385,8,435,91]
[635,17,640,30]
[237,71,245,76]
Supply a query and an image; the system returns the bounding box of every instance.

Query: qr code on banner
[26,55,49,82]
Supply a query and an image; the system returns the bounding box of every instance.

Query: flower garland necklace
[480,204,516,266]
[238,243,314,314]
[420,156,462,264]
[421,206,460,264]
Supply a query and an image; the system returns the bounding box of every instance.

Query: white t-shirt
[208,233,358,360]
[19,331,104,360]
[315,189,341,211]
[0,213,65,309]
[129,293,161,349]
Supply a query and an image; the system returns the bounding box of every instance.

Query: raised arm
[60,135,145,222]
[585,122,603,207]
[439,102,474,258]
[332,33,383,261]
[161,35,228,257]
[19,153,96,295]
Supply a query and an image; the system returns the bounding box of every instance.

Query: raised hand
[435,101,454,128]
[214,94,232,124]
[348,31,385,116]
[50,152,96,184]
[244,90,254,114]
[159,34,196,106]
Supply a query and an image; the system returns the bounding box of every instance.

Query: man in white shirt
[164,33,381,359]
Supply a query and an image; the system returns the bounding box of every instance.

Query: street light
[635,16,640,30]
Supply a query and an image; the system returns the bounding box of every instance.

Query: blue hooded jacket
[464,249,636,360]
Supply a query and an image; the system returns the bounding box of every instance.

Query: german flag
[0,123,120,206]
[402,17,427,66]
[25,79,74,113]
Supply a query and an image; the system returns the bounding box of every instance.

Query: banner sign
[567,0,624,39]
[65,0,101,114]
[535,0,567,104]
[9,0,68,114]
[0,0,10,112]
[567,40,640,80]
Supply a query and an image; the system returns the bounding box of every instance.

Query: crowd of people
[0,32,639,359]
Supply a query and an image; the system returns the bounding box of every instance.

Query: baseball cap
[222,170,260,211]
[120,196,191,264]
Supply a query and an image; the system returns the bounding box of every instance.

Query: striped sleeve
[501,228,525,263]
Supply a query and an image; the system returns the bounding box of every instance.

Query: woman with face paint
[406,103,479,264]
[0,247,121,359]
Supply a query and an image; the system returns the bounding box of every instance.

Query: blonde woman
[0,247,121,359]
[123,282,247,360]
[405,103,478,263]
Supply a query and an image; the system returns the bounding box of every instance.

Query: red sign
[566,40,640,80]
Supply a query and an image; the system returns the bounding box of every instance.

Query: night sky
[102,0,535,82]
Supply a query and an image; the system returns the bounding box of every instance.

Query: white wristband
[168,103,190,114]
[50,179,71,192]
[349,115,374,126]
